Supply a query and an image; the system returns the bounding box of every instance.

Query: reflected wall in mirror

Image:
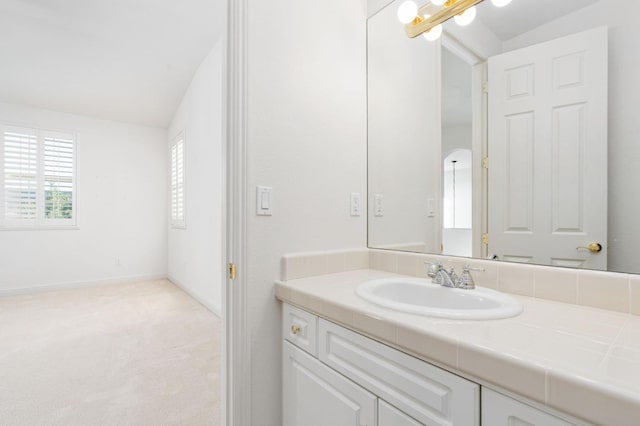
[368,0,640,274]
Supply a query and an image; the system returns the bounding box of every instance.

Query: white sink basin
[356,278,523,320]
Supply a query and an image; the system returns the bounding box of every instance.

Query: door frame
[441,33,487,259]
[223,0,251,425]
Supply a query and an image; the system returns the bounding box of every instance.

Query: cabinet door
[379,400,424,426]
[482,388,577,426]
[319,319,479,426]
[283,341,377,426]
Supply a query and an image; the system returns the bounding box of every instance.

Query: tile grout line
[627,276,631,314]
[544,369,549,404]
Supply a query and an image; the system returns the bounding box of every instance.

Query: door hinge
[482,82,489,93]
[482,157,489,169]
[482,233,489,245]
[228,262,236,280]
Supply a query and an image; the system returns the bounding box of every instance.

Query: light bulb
[431,0,446,5]
[422,24,443,41]
[491,0,512,6]
[397,1,418,24]
[454,6,476,26]
[421,15,442,41]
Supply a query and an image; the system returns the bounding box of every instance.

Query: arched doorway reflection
[443,149,472,257]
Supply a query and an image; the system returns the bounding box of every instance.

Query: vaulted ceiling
[0,0,225,128]
[477,0,599,41]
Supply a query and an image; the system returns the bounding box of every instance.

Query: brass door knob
[576,243,603,253]
[291,325,301,335]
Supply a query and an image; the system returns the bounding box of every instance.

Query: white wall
[0,101,167,293]
[442,124,472,157]
[501,0,640,273]
[245,0,368,423]
[167,42,224,314]
[368,0,441,252]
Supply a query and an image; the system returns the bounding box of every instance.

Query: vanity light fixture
[397,1,420,24]
[398,0,512,40]
[422,14,443,41]
[453,5,477,26]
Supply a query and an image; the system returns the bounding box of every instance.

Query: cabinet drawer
[283,304,318,356]
[319,319,479,426]
[482,388,578,426]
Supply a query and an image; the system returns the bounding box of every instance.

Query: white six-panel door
[487,27,608,269]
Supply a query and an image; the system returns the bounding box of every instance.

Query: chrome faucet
[425,262,484,290]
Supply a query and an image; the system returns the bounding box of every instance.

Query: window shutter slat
[3,129,38,221]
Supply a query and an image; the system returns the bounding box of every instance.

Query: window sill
[0,226,79,231]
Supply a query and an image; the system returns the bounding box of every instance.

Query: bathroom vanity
[276,267,640,426]
[282,302,581,426]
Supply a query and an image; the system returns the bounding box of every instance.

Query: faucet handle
[423,261,442,278]
[458,265,485,290]
[423,261,443,283]
[463,265,485,273]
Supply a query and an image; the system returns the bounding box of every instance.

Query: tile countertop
[275,269,640,426]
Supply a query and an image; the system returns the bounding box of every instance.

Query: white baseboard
[0,273,168,297]
[168,275,221,317]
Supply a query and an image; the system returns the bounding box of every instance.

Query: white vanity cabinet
[283,303,472,426]
[282,303,582,426]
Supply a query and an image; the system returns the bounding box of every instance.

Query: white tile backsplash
[630,276,640,316]
[577,270,630,313]
[345,249,369,271]
[281,248,369,281]
[534,266,578,304]
[281,248,640,316]
[498,262,536,297]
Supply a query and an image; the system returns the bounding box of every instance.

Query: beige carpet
[0,279,221,425]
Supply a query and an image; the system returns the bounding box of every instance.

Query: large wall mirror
[367,0,640,274]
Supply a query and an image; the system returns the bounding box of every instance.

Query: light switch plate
[256,186,273,216]
[350,193,361,217]
[374,194,383,217]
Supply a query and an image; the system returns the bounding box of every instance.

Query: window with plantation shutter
[43,133,74,221]
[170,134,185,228]
[0,124,76,229]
